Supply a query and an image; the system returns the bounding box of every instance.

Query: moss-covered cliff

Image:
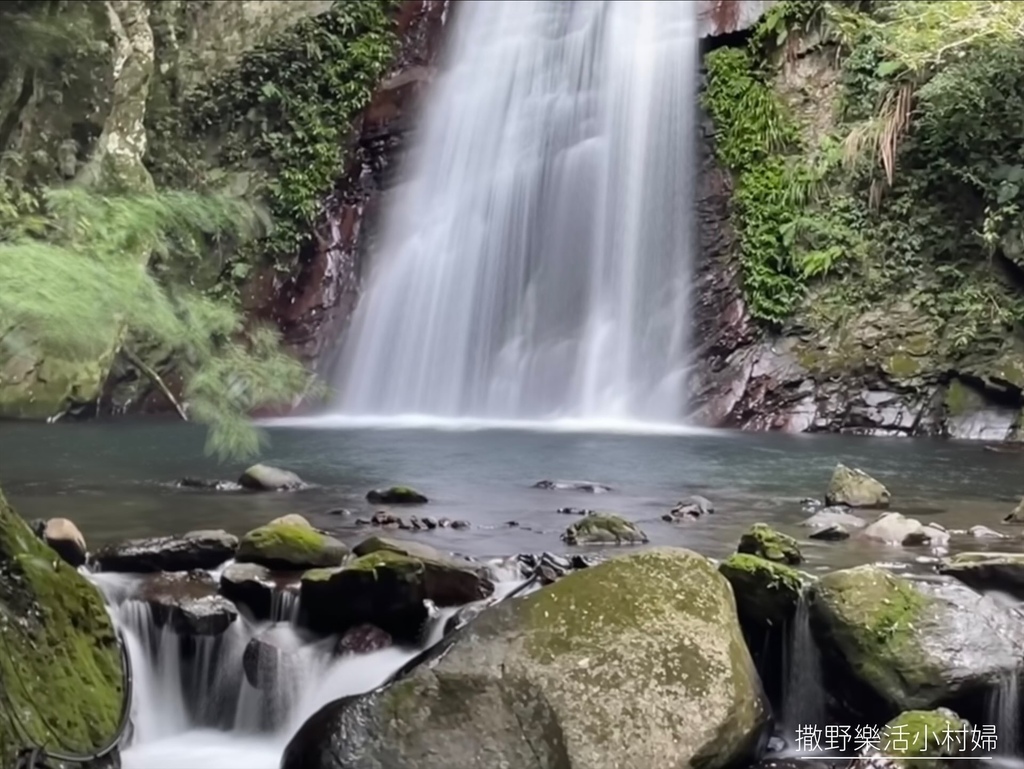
[0,0,403,422]
[0,486,126,765]
[693,0,1024,441]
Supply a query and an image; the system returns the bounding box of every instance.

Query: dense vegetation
[703,0,1024,368]
[0,0,397,458]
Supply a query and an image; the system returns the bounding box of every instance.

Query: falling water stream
[330,0,699,425]
[90,566,528,768]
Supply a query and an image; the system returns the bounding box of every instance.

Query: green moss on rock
[719,552,808,629]
[737,523,803,565]
[236,522,347,570]
[882,709,967,769]
[0,487,125,765]
[561,514,648,545]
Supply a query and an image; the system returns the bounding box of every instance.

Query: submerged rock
[532,479,613,493]
[668,494,715,520]
[139,570,238,636]
[938,552,1024,600]
[800,506,868,530]
[236,519,348,571]
[243,623,306,689]
[825,463,891,508]
[560,513,648,545]
[737,523,803,565]
[809,524,850,541]
[556,506,594,516]
[810,565,1024,711]
[282,548,770,769]
[968,525,1006,539]
[238,463,307,491]
[352,535,451,562]
[42,517,88,567]
[299,550,493,643]
[219,562,300,621]
[337,624,392,656]
[174,477,243,492]
[0,488,126,766]
[1003,497,1024,524]
[366,486,429,504]
[93,529,238,573]
[719,553,808,630]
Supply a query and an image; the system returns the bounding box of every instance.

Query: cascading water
[329,0,699,425]
[780,589,827,736]
[88,563,528,769]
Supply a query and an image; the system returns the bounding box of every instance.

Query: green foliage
[703,47,860,324]
[0,184,314,460]
[149,0,398,291]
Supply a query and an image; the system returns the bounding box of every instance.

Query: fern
[0,184,315,460]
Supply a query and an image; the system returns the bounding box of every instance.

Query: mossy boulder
[880,709,968,769]
[825,463,891,508]
[810,566,1024,711]
[352,535,450,562]
[236,521,348,570]
[938,552,1024,600]
[737,523,803,565]
[0,487,126,766]
[719,553,808,630]
[561,513,648,545]
[366,486,428,504]
[299,550,494,642]
[282,548,770,769]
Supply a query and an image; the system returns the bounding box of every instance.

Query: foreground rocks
[219,562,299,622]
[299,550,494,643]
[810,565,1024,711]
[282,548,770,769]
[719,553,807,630]
[93,529,238,573]
[0,487,126,766]
[138,570,238,636]
[737,523,803,565]
[938,552,1024,599]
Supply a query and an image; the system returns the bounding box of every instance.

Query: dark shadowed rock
[219,562,300,621]
[175,477,243,492]
[300,550,493,643]
[281,548,769,769]
[811,566,1024,711]
[719,553,808,630]
[561,513,647,545]
[42,517,88,567]
[337,624,392,656]
[667,494,715,521]
[138,570,238,636]
[366,486,428,504]
[93,529,238,573]
[938,552,1024,600]
[809,524,850,541]
[533,479,612,493]
[238,463,307,491]
[243,623,308,689]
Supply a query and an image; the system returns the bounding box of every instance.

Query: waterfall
[329,0,699,425]
[780,589,827,739]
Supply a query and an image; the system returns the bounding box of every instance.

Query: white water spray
[329,0,699,424]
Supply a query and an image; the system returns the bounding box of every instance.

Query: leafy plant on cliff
[148,0,398,293]
[703,47,861,324]
[0,183,313,459]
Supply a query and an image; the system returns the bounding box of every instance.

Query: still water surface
[0,420,1020,570]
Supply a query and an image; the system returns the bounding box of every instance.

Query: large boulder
[238,463,307,491]
[299,551,494,643]
[0,488,127,766]
[92,529,238,573]
[825,464,891,508]
[810,566,1024,711]
[878,709,968,769]
[42,517,88,567]
[235,519,348,571]
[938,552,1024,600]
[282,548,770,769]
[560,514,648,545]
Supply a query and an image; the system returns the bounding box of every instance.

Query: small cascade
[88,563,528,768]
[780,587,827,738]
[988,671,1023,760]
